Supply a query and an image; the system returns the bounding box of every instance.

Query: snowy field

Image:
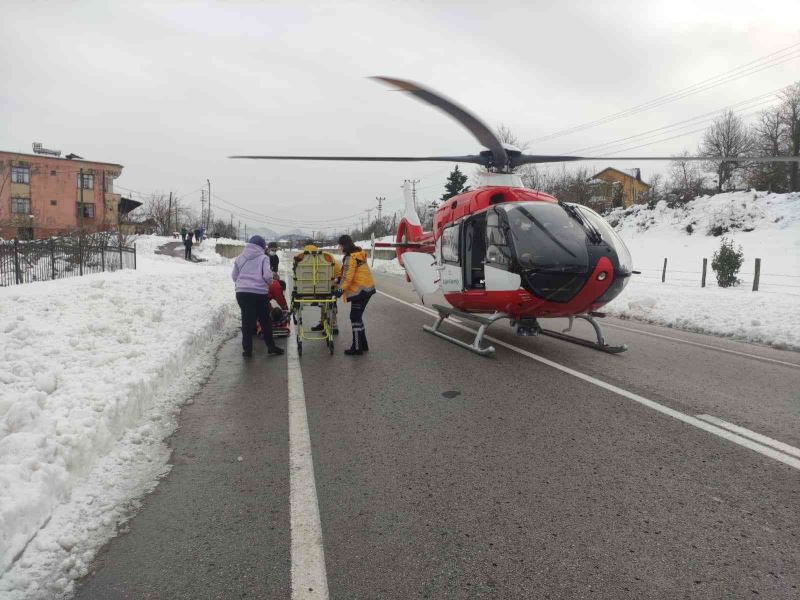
[0,236,239,599]
[603,192,800,350]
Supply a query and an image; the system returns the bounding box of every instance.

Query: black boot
[344,331,362,356]
[359,330,369,352]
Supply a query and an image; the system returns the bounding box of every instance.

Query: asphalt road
[74,271,800,599]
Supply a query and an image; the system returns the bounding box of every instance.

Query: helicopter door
[438,223,463,293]
[402,252,441,298]
[484,208,522,292]
[463,213,487,289]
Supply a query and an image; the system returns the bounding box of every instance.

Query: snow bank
[0,236,238,598]
[603,191,800,350]
[606,191,800,288]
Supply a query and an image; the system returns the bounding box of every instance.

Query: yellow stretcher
[291,249,337,357]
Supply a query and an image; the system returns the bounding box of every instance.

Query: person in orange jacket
[336,234,376,355]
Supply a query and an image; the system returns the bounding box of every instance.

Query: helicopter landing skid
[424,304,508,356]
[539,313,628,354]
[424,305,626,356]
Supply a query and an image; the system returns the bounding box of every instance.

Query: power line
[532,41,800,143]
[564,86,788,155]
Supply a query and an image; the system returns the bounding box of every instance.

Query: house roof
[0,150,123,169]
[590,167,649,187]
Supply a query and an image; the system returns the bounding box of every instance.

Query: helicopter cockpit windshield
[502,203,590,273]
[490,202,631,303]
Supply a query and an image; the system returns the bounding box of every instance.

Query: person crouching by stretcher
[232,235,284,358]
[336,235,376,356]
[256,276,290,338]
[294,239,341,335]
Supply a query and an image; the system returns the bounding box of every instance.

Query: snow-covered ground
[0,236,239,599]
[603,191,800,350]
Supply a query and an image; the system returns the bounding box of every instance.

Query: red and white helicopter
[233,77,800,356]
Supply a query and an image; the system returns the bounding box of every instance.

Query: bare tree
[778,82,800,191]
[699,110,755,192]
[668,152,706,202]
[143,193,175,235]
[747,107,789,192]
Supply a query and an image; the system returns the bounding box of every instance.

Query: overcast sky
[1,1,799,235]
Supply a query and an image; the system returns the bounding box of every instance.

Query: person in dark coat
[184,230,194,260]
[267,241,280,274]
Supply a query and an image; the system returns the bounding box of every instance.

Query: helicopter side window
[485,210,511,269]
[441,224,459,263]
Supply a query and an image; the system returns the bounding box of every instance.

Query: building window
[50,170,57,176]
[104,176,114,192]
[11,167,30,184]
[50,199,58,206]
[11,198,32,214]
[76,202,96,219]
[77,173,94,189]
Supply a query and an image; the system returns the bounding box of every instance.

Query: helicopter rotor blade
[514,154,800,165]
[229,154,487,164]
[371,76,509,169]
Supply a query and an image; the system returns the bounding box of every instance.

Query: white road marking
[601,321,800,369]
[696,414,800,460]
[287,339,330,599]
[376,291,800,471]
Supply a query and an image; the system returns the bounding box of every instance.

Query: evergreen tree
[440,165,470,202]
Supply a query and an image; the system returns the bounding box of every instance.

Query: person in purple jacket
[231,235,284,358]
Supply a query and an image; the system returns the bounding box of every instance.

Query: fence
[0,234,136,287]
[639,257,800,294]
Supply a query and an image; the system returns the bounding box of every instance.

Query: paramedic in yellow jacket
[294,240,341,334]
[335,234,376,355]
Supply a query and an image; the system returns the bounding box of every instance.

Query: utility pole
[167,192,173,234]
[366,208,373,224]
[238,220,241,240]
[200,190,206,227]
[405,179,420,213]
[376,196,385,222]
[206,178,211,230]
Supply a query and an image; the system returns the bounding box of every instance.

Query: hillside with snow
[602,191,800,350]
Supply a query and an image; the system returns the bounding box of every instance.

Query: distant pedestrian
[180,226,187,242]
[232,235,284,358]
[337,234,375,355]
[194,228,202,244]
[267,241,280,274]
[184,230,193,260]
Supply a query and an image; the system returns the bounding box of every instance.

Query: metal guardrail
[0,234,136,287]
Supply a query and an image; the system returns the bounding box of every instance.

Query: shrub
[711,237,744,287]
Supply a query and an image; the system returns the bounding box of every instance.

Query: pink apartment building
[0,149,124,239]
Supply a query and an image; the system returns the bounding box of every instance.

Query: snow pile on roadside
[604,279,800,350]
[0,240,238,598]
[606,191,800,279]
[371,257,406,276]
[602,191,800,349]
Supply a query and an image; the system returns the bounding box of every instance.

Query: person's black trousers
[236,292,276,353]
[184,244,192,260]
[348,291,373,351]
